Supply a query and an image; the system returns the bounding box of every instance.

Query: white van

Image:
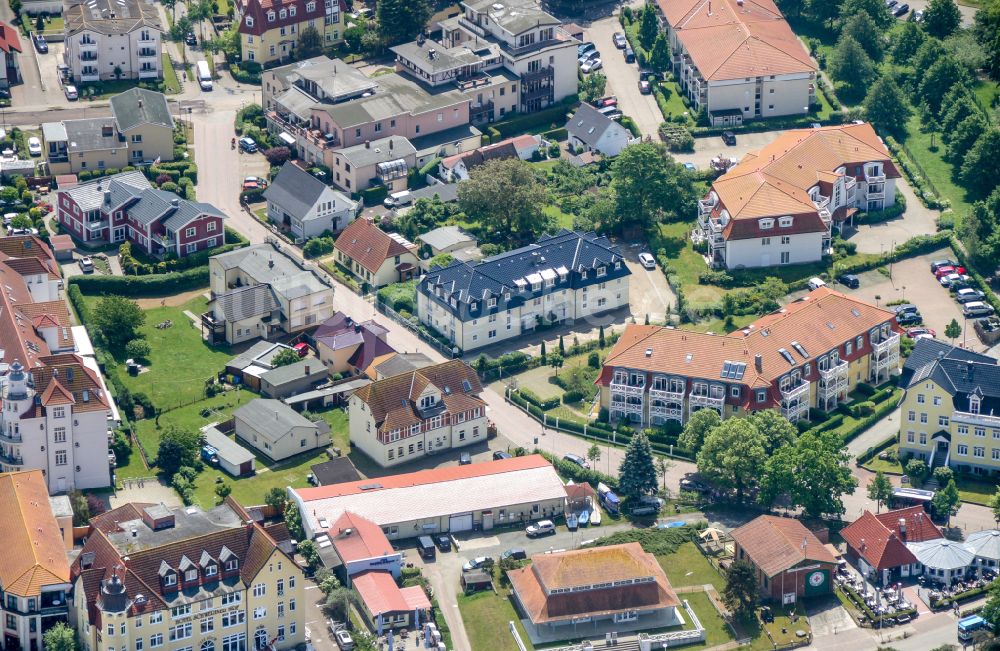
[383,190,413,208]
[196,60,212,91]
[808,277,827,291]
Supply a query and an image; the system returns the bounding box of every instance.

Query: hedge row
[692,111,846,137]
[884,136,951,211]
[536,450,619,490]
[490,97,579,139]
[518,388,561,411]
[854,194,906,225]
[838,389,902,445]
[68,266,209,296]
[856,434,898,466]
[542,127,568,142]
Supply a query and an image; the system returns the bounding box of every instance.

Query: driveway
[848,178,939,255]
[583,12,662,139]
[622,244,676,323]
[672,129,787,169]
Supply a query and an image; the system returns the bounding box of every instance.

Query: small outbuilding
[233,398,330,461]
[201,424,256,477]
[461,569,493,593]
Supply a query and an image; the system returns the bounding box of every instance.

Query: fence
[375,299,457,359]
[508,622,528,651]
[895,138,945,205]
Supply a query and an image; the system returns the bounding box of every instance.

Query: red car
[906,327,936,338]
[293,342,310,357]
[934,265,966,278]
[593,96,617,108]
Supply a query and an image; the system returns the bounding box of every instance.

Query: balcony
[85,218,109,231]
[267,111,340,150]
[649,386,685,402]
[80,72,100,82]
[870,333,900,385]
[458,17,487,38]
[611,381,644,397]
[0,430,22,444]
[79,41,97,50]
[610,396,643,414]
[865,169,886,183]
[0,451,24,466]
[817,361,849,408]
[689,390,724,411]
[780,382,810,422]
[154,233,175,249]
[138,68,160,79]
[79,53,98,61]
[649,403,684,422]
[521,66,554,84]
[865,186,885,199]
[139,49,158,59]
[953,411,1000,428]
[698,197,716,218]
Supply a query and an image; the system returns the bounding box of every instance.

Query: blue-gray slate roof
[264,163,355,222]
[419,229,630,321]
[902,338,1000,415]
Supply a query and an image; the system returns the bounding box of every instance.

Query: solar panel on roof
[720,361,732,378]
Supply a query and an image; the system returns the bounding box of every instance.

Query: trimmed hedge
[856,435,898,466]
[536,450,619,490]
[542,127,568,142]
[491,97,579,139]
[68,266,209,296]
[518,388,560,411]
[360,185,388,205]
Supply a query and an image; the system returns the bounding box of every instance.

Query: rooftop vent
[645,348,653,357]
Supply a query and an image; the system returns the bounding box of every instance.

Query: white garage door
[449,513,473,532]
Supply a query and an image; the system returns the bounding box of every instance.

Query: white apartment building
[204,242,335,345]
[695,123,900,270]
[653,0,816,126]
[417,230,631,352]
[63,0,163,82]
[348,360,487,468]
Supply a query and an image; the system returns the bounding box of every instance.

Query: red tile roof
[335,217,415,275]
[731,515,836,577]
[0,470,71,597]
[841,507,942,571]
[0,22,21,54]
[329,512,395,564]
[296,454,551,501]
[352,570,413,614]
[508,543,680,625]
[235,0,330,37]
[400,585,431,611]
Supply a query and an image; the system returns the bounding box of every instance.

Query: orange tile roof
[329,512,395,564]
[873,506,942,543]
[0,470,71,596]
[731,515,836,577]
[508,543,680,624]
[335,217,415,275]
[296,454,551,501]
[600,287,897,403]
[656,0,813,81]
[352,570,413,614]
[399,584,431,610]
[708,124,899,236]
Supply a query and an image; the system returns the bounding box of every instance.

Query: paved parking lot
[583,13,662,139]
[672,130,787,169]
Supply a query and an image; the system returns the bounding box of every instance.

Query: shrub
[263,146,291,166]
[124,339,151,361]
[69,267,209,297]
[303,236,334,259]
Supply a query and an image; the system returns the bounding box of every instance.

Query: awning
[279,132,296,146]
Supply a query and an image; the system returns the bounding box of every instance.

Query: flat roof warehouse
[289,455,568,538]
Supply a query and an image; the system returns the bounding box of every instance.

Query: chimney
[138,98,143,108]
[860,537,866,552]
[754,354,762,373]
[104,190,111,204]
[898,518,907,540]
[268,258,275,268]
[304,365,311,376]
[170,198,179,207]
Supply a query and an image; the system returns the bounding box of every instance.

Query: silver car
[639,252,656,269]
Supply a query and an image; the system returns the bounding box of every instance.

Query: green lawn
[655,80,693,124]
[955,476,999,506]
[901,113,973,218]
[683,592,737,648]
[658,542,726,591]
[542,204,574,230]
[132,389,258,461]
[655,221,725,308]
[83,292,235,410]
[861,443,905,474]
[685,315,756,334]
[458,590,533,651]
[162,54,181,94]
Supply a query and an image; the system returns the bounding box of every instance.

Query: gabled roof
[64,0,162,36]
[264,162,356,222]
[0,21,22,54]
[109,88,174,132]
[334,218,415,275]
[329,512,395,564]
[901,339,1000,412]
[0,470,71,596]
[210,283,281,322]
[731,515,836,577]
[565,103,628,149]
[236,0,329,36]
[352,570,423,614]
[351,359,483,432]
[656,0,813,81]
[234,398,315,441]
[418,225,477,251]
[841,512,917,571]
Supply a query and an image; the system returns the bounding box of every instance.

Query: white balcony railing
[872,333,900,359]
[781,381,810,402]
[650,387,685,401]
[689,391,724,410]
[611,382,644,397]
[953,411,1000,428]
[865,171,886,182]
[649,404,684,421]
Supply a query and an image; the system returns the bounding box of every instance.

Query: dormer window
[596,266,606,277]
[306,0,315,8]
[267,11,276,20]
[420,395,436,408]
[205,564,218,577]
[288,5,295,15]
[614,261,621,270]
[970,395,981,414]
[759,218,774,229]
[470,300,478,311]
[581,270,587,280]
[531,282,541,291]
[225,558,238,571]
[246,15,254,26]
[488,297,496,308]
[163,573,176,586]
[185,569,198,582]
[778,216,793,227]
[279,9,287,18]
[504,293,511,301]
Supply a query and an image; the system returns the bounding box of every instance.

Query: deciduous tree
[618,431,658,502]
[457,158,549,247]
[749,410,797,455]
[829,36,877,103]
[697,419,767,503]
[650,33,670,72]
[919,56,968,117]
[841,12,884,61]
[92,295,145,351]
[931,478,961,525]
[923,0,962,39]
[376,0,431,45]
[271,348,301,367]
[264,487,286,511]
[678,408,720,455]
[990,485,1000,525]
[297,24,322,58]
[638,5,658,51]
[610,142,696,231]
[945,318,962,344]
[867,470,894,513]
[842,0,894,29]
[892,21,927,64]
[759,430,857,517]
[960,128,1000,200]
[43,623,77,651]
[973,0,1000,79]
[863,75,911,138]
[156,425,200,476]
[578,72,608,103]
[723,561,758,616]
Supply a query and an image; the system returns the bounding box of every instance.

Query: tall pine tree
[618,431,658,502]
[638,6,658,52]
[377,0,432,45]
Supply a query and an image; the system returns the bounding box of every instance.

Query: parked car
[612,32,627,49]
[27,137,42,157]
[630,496,664,516]
[459,452,472,465]
[578,42,596,57]
[639,252,656,269]
[956,288,986,303]
[940,273,971,288]
[462,556,491,572]
[293,342,310,357]
[501,548,527,561]
[32,34,48,54]
[242,176,267,190]
[892,303,919,315]
[598,104,620,116]
[837,273,860,289]
[185,31,197,46]
[964,302,995,318]
[896,311,923,326]
[885,0,898,7]
[680,477,711,493]
[934,265,966,279]
[905,327,936,339]
[525,520,556,538]
[563,453,590,469]
[912,9,924,21]
[334,630,355,651]
[722,131,736,145]
[64,85,79,101]
[893,3,909,16]
[604,110,623,121]
[492,450,512,460]
[436,535,452,551]
[638,79,651,94]
[417,536,436,559]
[238,137,258,153]
[581,58,603,73]
[79,256,94,273]
[594,96,618,108]
[808,277,827,291]
[578,50,600,65]
[624,46,635,63]
[930,259,957,272]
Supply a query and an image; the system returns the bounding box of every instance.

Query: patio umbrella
[414,607,420,630]
[377,613,383,637]
[699,527,725,544]
[387,628,394,651]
